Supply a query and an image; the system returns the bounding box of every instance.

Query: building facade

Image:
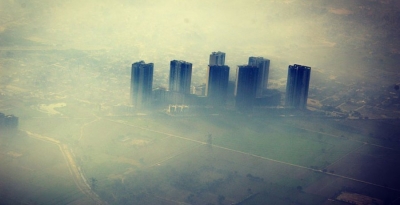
[248,57,270,98]
[169,60,192,94]
[235,65,258,109]
[285,64,311,109]
[206,65,230,106]
[130,61,154,108]
[209,51,226,66]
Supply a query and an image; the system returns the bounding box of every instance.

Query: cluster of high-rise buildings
[130,51,311,112]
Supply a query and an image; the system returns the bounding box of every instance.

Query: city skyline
[1,1,400,204]
[131,52,312,110]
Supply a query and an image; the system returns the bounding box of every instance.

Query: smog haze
[1,0,400,204]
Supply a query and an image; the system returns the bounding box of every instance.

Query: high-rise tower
[285,64,311,109]
[234,65,258,109]
[206,51,229,106]
[248,57,270,98]
[206,65,230,106]
[130,61,154,108]
[169,60,192,94]
[209,51,226,66]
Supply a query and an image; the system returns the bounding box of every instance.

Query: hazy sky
[1,0,399,82]
[1,3,400,204]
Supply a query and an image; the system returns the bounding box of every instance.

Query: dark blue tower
[285,64,311,109]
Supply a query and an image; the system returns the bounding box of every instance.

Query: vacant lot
[71,113,400,204]
[6,104,400,204]
[326,145,400,190]
[0,133,86,204]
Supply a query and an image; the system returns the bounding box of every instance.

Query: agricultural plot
[108,114,363,168]
[304,174,400,203]
[75,118,202,180]
[213,125,362,168]
[284,117,400,149]
[326,144,400,190]
[71,113,400,204]
[5,108,400,204]
[94,144,327,205]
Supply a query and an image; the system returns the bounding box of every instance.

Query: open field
[92,144,327,205]
[305,174,400,203]
[4,102,400,204]
[282,117,400,149]
[20,117,88,143]
[106,114,363,168]
[0,132,87,204]
[67,113,400,204]
[326,145,400,190]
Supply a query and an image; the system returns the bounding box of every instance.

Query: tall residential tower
[169,60,192,94]
[206,65,230,106]
[130,61,154,108]
[248,57,270,98]
[285,64,311,109]
[209,51,225,66]
[235,65,258,109]
[205,51,229,106]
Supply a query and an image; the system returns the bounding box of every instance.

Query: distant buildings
[235,65,258,109]
[0,113,4,127]
[248,57,270,98]
[127,53,313,113]
[192,84,206,96]
[0,112,18,129]
[130,61,154,108]
[285,64,311,109]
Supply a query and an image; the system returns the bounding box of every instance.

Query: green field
[104,114,363,168]
[63,112,398,204]
[8,104,400,204]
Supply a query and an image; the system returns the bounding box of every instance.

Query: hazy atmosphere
[1,0,400,204]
